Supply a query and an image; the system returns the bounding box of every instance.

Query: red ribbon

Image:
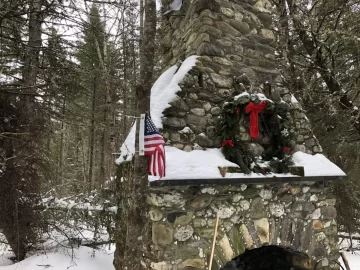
[245,101,267,138]
[222,140,234,147]
[283,146,292,153]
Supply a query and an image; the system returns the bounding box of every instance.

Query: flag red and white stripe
[139,114,166,178]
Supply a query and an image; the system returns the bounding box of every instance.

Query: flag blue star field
[144,114,166,178]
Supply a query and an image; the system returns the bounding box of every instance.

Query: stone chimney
[145,1,342,269]
[160,0,322,155]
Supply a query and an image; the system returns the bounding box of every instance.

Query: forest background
[0,0,360,264]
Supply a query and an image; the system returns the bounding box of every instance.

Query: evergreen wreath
[220,92,294,174]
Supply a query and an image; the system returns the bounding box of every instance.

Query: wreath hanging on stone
[220,92,295,174]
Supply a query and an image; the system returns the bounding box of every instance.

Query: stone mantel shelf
[149,175,347,187]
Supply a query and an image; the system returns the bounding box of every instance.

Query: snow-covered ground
[341,252,360,269]
[339,236,360,269]
[0,245,115,269]
[0,228,115,270]
[0,239,360,269]
[0,217,114,269]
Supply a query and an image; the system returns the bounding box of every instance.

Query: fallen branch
[35,204,117,213]
[81,240,115,249]
[339,234,360,241]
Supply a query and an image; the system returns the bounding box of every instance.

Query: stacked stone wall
[148,183,339,270]
[160,0,322,155]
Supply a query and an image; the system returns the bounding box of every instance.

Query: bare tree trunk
[122,88,128,143]
[114,0,157,269]
[88,75,97,191]
[139,0,144,51]
[0,0,44,261]
[22,0,42,107]
[122,14,128,144]
[113,160,132,270]
[94,35,112,188]
[100,102,107,188]
[59,96,66,183]
[81,136,88,184]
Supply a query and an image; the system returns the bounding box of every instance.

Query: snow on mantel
[148,146,346,182]
[147,146,236,181]
[116,122,346,179]
[292,151,346,177]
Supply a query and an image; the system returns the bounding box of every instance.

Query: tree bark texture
[113,161,132,270]
[0,0,44,261]
[22,0,43,109]
[114,0,157,269]
[88,75,97,191]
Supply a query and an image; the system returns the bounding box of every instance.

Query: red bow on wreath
[245,101,267,139]
[222,140,234,147]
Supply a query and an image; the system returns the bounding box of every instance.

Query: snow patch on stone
[151,55,198,128]
[291,94,299,103]
[179,127,192,134]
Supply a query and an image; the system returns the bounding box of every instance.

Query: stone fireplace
[148,181,340,270]
[144,0,346,269]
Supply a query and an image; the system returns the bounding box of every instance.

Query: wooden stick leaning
[208,213,220,270]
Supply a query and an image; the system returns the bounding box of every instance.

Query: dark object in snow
[68,237,82,247]
[220,245,312,270]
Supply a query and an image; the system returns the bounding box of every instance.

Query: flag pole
[208,213,219,270]
[139,114,145,156]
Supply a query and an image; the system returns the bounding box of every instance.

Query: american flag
[142,114,166,178]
